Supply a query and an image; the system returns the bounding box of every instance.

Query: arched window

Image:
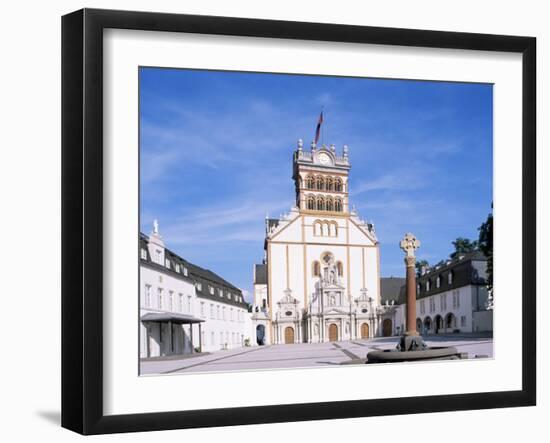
[334,198,342,212]
[316,196,325,211]
[436,276,441,288]
[326,177,334,191]
[331,221,338,237]
[324,221,330,237]
[336,261,343,277]
[426,280,431,291]
[315,175,324,190]
[326,196,334,212]
[448,271,454,285]
[307,195,315,210]
[305,175,314,189]
[312,261,321,277]
[334,178,343,192]
[313,221,321,236]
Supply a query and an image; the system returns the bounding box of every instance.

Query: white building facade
[391,252,493,335]
[140,224,251,358]
[252,140,394,344]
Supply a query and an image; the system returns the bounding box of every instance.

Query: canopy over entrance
[141,312,204,325]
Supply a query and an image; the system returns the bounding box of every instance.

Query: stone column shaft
[405,256,418,336]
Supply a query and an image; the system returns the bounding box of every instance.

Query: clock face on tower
[317,152,332,166]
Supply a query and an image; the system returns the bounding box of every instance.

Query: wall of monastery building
[195,298,249,352]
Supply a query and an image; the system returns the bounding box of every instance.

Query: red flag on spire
[314,111,323,144]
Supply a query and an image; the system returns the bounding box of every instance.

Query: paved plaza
[140,333,493,375]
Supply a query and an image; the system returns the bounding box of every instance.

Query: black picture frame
[61,8,536,435]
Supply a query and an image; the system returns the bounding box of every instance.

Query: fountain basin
[366,346,464,364]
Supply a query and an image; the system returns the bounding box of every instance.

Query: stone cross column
[400,233,421,336]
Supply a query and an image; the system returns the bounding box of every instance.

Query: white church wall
[364,247,381,303]
[348,219,376,246]
[270,216,302,242]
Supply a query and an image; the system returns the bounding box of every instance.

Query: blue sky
[140,67,493,302]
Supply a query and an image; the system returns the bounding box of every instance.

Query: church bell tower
[292,139,351,214]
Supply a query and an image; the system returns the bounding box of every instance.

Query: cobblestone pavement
[140,333,493,375]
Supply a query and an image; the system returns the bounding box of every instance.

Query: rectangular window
[219,288,223,297]
[158,288,163,309]
[179,293,183,312]
[210,304,214,319]
[209,286,214,295]
[211,331,215,345]
[165,258,170,268]
[144,284,151,307]
[187,296,192,314]
[196,282,202,291]
[175,264,180,273]
[217,305,220,319]
[223,307,226,320]
[168,291,174,311]
[140,248,147,260]
[183,267,188,276]
[200,302,205,317]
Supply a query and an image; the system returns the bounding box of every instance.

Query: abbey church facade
[252,139,395,345]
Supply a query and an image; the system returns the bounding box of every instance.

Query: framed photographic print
[61,8,536,435]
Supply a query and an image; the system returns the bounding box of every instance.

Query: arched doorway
[328,323,339,342]
[361,322,370,339]
[434,315,443,334]
[256,324,265,345]
[423,317,432,334]
[382,319,392,337]
[284,326,295,344]
[445,313,456,332]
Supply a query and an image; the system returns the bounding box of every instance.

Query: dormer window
[196,282,202,291]
[436,276,441,288]
[165,259,170,268]
[183,267,188,276]
[426,280,431,291]
[448,271,454,285]
[140,248,147,260]
[175,264,180,273]
[209,286,214,295]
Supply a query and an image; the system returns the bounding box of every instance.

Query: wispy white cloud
[352,173,427,196]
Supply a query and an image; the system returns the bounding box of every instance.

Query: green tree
[415,259,429,276]
[478,206,493,292]
[450,237,478,259]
